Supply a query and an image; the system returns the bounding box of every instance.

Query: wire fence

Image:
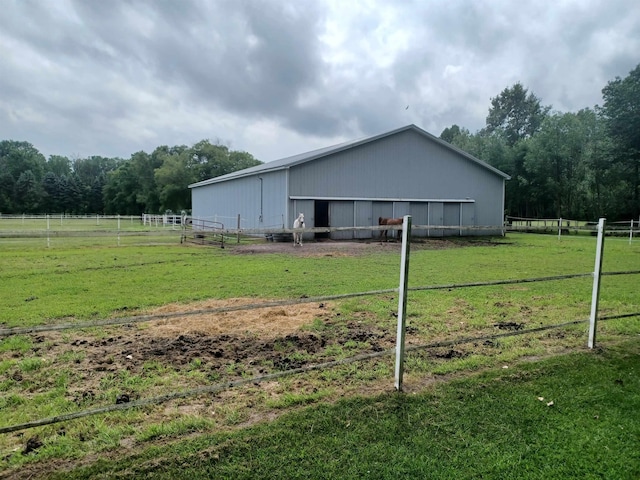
[0,271,640,434]
[4,310,637,436]
[5,213,637,251]
[1,217,639,435]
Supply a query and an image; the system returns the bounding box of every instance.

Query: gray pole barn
[189,124,510,239]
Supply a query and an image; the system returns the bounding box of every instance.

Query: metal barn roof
[188,124,510,189]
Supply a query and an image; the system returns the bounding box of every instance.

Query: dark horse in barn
[378,216,403,242]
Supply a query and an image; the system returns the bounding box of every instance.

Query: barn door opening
[314,201,329,239]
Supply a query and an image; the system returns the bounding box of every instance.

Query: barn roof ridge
[188,124,509,188]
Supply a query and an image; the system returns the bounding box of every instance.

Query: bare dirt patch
[19,298,395,409]
[148,298,328,337]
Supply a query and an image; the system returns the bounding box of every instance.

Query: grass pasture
[0,231,639,478]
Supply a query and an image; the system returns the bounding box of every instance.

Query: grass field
[0,231,639,478]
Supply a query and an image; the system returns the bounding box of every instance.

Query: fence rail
[3,213,637,242]
[506,215,640,242]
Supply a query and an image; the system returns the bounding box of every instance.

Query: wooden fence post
[588,218,606,349]
[394,215,412,391]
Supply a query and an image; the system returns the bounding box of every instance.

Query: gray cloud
[0,0,638,162]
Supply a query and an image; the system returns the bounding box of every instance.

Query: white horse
[293,213,305,246]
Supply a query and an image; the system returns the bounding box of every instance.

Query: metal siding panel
[461,203,476,236]
[409,203,429,237]
[372,202,393,222]
[191,171,287,230]
[393,201,410,217]
[443,203,461,236]
[329,201,354,240]
[429,202,444,237]
[289,130,497,200]
[260,172,288,228]
[354,201,373,238]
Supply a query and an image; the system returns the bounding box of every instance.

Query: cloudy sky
[1,0,639,163]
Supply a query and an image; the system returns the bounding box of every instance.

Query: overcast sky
[1,0,639,163]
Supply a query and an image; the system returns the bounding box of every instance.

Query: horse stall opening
[314,201,329,239]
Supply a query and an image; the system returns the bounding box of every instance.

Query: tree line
[1,64,638,221]
[0,140,261,215]
[440,63,640,222]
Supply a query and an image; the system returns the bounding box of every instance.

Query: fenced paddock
[506,214,640,240]
[0,214,183,248]
[1,218,639,475]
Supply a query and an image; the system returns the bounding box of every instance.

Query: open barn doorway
[314,201,329,239]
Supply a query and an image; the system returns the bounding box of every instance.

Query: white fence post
[558,218,562,240]
[630,219,634,245]
[394,215,412,391]
[588,218,606,349]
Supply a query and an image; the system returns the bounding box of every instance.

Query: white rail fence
[506,215,640,242]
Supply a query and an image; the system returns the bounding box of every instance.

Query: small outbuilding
[189,124,510,239]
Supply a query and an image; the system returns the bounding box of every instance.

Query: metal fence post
[394,215,412,391]
[588,217,606,349]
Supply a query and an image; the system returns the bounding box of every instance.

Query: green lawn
[0,232,639,477]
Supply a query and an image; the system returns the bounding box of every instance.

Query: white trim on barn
[290,196,476,203]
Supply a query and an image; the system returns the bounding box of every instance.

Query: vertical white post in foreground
[46,214,50,248]
[588,218,606,349]
[117,214,121,246]
[394,215,412,391]
[630,219,634,245]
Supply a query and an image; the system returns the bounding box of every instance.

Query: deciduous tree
[600,63,640,217]
[484,83,550,146]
